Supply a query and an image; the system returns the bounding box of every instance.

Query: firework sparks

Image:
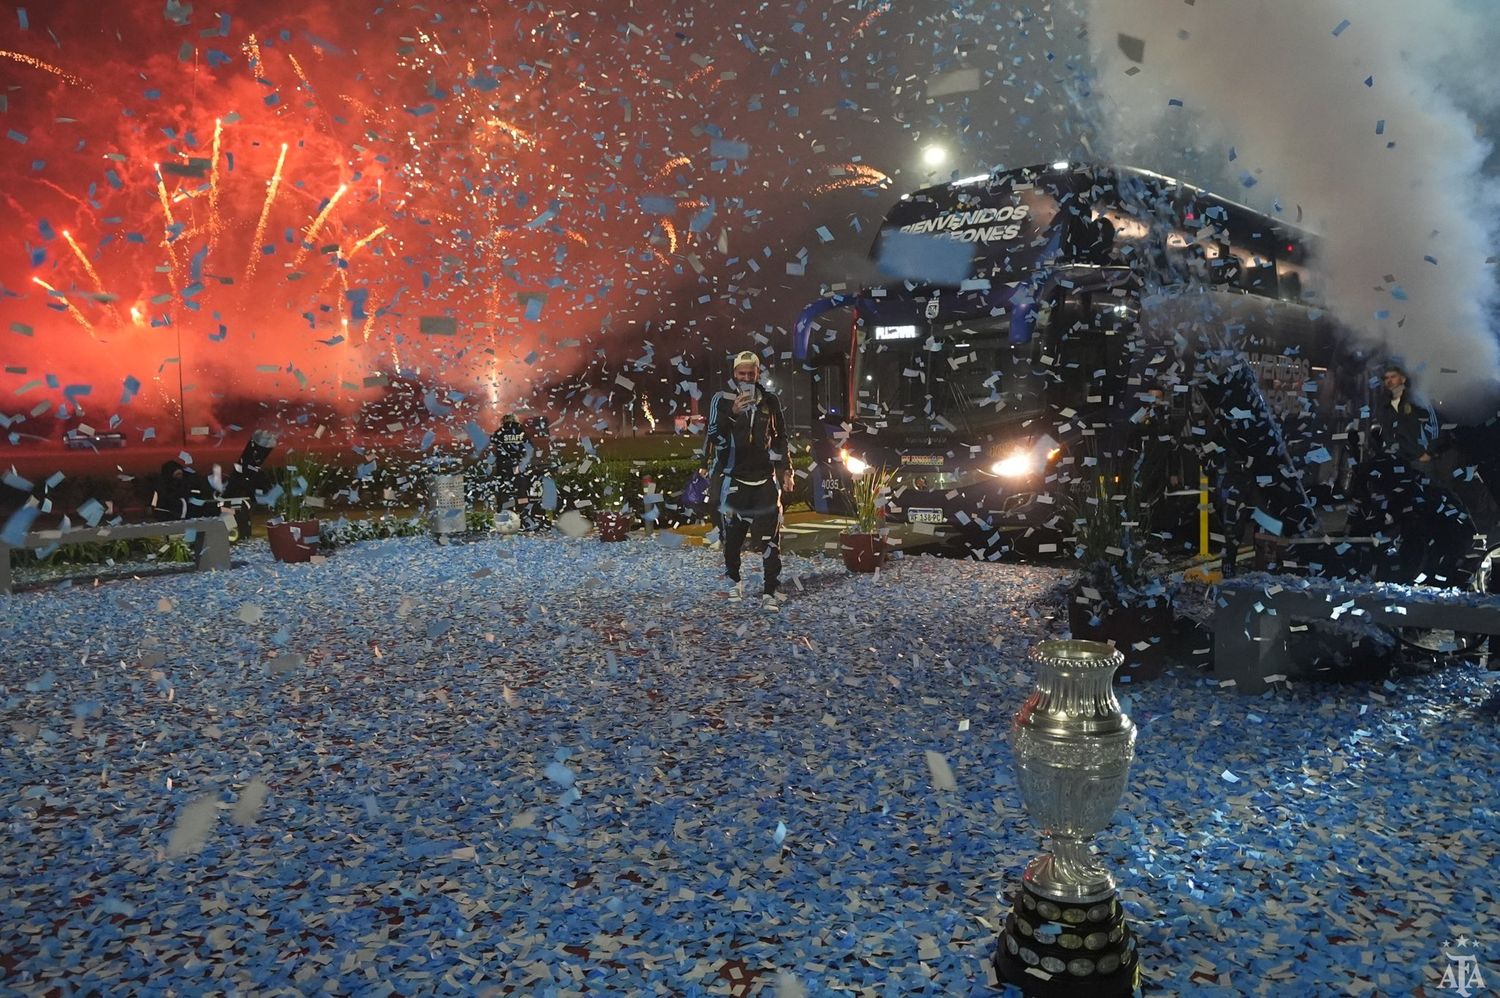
[31,277,97,337]
[1,1,878,450]
[363,295,380,344]
[484,117,536,147]
[654,156,691,181]
[244,143,288,281]
[347,225,388,260]
[207,118,224,256]
[153,166,178,227]
[242,33,263,73]
[811,162,891,195]
[61,230,111,306]
[338,92,379,121]
[153,165,183,292]
[292,183,350,270]
[286,52,315,93]
[0,49,89,89]
[854,2,892,36]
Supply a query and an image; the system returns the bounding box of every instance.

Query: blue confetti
[709,137,749,161]
[874,230,972,285]
[1,504,39,545]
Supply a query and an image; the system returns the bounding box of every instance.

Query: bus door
[804,316,856,514]
[1046,291,1132,426]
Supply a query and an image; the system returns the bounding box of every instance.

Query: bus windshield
[854,314,1046,434]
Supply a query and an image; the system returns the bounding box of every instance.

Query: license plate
[907,508,946,523]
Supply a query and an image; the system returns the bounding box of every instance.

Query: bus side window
[1278,268,1303,301]
[1240,254,1277,292]
[1208,242,1238,285]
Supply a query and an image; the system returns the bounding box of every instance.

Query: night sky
[0,0,1082,447]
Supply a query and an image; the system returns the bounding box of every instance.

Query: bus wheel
[1394,541,1499,661]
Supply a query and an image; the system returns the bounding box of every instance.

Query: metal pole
[1199,471,1210,559]
[176,323,188,448]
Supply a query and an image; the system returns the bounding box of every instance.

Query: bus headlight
[991,451,1037,478]
[843,452,871,476]
[990,446,1060,479]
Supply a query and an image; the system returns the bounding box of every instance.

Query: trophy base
[994,882,1140,996]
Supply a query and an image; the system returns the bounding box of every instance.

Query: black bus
[794,162,1381,556]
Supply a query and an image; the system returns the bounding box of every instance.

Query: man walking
[704,351,792,610]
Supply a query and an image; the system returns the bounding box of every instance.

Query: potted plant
[839,464,897,572]
[262,461,327,564]
[1064,471,1175,679]
[588,464,636,542]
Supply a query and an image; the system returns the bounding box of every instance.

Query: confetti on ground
[1,534,1496,993]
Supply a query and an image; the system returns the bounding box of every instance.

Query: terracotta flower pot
[839,531,887,573]
[267,519,320,563]
[595,511,634,542]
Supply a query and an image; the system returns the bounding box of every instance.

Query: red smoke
[0,1,879,452]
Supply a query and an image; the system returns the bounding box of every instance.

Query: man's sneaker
[761,593,780,612]
[727,580,744,601]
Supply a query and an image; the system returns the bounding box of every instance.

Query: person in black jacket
[1363,364,1472,583]
[487,413,533,518]
[1372,365,1438,466]
[704,351,792,609]
[151,460,214,521]
[222,430,276,540]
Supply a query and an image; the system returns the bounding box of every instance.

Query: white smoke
[1080,0,1500,419]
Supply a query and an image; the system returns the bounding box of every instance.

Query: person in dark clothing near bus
[151,460,214,521]
[222,430,276,540]
[1375,364,1500,537]
[704,350,792,610]
[1372,365,1438,467]
[1361,364,1473,584]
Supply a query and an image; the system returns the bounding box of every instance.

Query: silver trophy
[996,639,1140,994]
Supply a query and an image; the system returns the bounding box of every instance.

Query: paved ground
[1,531,1496,995]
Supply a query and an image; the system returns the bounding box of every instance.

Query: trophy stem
[1024,836,1115,904]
